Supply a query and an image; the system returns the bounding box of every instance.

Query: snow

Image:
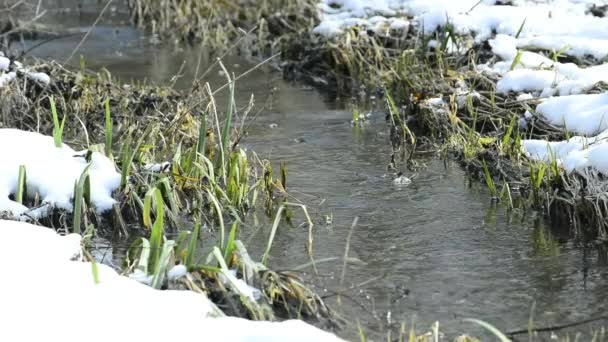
[313,0,410,36]
[143,161,171,173]
[534,93,608,136]
[0,220,344,342]
[485,35,608,96]
[220,269,262,302]
[522,137,608,174]
[426,97,445,107]
[0,53,50,88]
[496,69,561,94]
[167,264,188,281]
[521,93,608,174]
[516,93,534,101]
[517,91,608,173]
[25,71,51,85]
[0,56,9,71]
[0,129,120,219]
[0,71,16,87]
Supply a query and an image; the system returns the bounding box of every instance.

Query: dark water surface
[15,1,608,339]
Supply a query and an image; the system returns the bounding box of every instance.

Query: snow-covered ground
[0,220,344,342]
[0,129,120,219]
[312,0,608,175]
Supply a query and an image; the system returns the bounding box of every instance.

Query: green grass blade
[104,98,113,158]
[206,188,225,250]
[197,112,207,157]
[50,96,64,148]
[223,222,238,263]
[16,165,26,204]
[91,260,100,284]
[482,159,497,198]
[185,222,201,269]
[120,134,132,188]
[502,116,516,154]
[149,188,165,274]
[151,240,175,289]
[515,18,526,39]
[262,204,285,265]
[464,318,511,342]
[510,50,524,70]
[73,163,92,234]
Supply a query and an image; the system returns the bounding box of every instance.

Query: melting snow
[0,54,50,88]
[0,129,120,219]
[0,220,344,342]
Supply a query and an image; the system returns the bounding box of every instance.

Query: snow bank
[0,220,343,342]
[483,34,608,96]
[313,0,410,36]
[534,93,608,136]
[521,93,608,173]
[0,129,120,219]
[522,137,608,174]
[313,0,608,96]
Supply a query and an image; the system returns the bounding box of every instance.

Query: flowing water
[14,1,608,339]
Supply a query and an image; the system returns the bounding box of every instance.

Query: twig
[338,216,358,305]
[63,0,113,65]
[507,314,608,336]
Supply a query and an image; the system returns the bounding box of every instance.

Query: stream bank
[2,1,608,340]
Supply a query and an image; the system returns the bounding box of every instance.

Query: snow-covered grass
[0,128,120,219]
[312,0,608,177]
[0,54,50,88]
[0,220,343,342]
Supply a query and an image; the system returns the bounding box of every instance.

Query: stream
[13,1,608,339]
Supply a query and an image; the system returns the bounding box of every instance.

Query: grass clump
[0,50,337,327]
[127,0,318,58]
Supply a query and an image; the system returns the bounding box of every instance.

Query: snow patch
[0,220,344,342]
[0,129,120,219]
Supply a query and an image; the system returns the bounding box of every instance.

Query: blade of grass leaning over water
[482,159,498,199]
[464,318,511,342]
[262,202,314,265]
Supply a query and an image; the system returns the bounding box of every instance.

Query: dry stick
[507,314,608,336]
[0,9,47,38]
[194,27,256,85]
[338,216,358,306]
[0,0,25,12]
[19,33,85,59]
[466,0,484,14]
[211,52,280,96]
[183,52,280,116]
[62,0,113,66]
[169,59,187,89]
